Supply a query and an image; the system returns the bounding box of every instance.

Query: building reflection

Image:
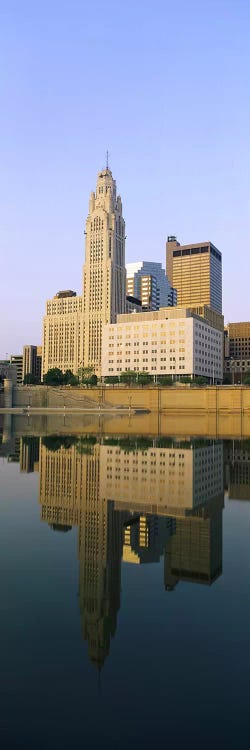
[164,497,223,589]
[224,440,250,500]
[9,434,225,667]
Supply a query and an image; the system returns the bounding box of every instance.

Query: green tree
[63,369,78,385]
[88,374,98,385]
[158,375,173,386]
[243,373,250,385]
[43,368,64,385]
[76,436,97,454]
[194,376,208,386]
[23,373,40,385]
[42,435,78,451]
[137,371,153,385]
[120,370,137,385]
[104,375,120,384]
[78,366,96,385]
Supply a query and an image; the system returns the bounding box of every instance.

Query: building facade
[42,292,84,377]
[42,166,126,378]
[126,260,175,310]
[82,167,126,375]
[101,307,224,382]
[166,237,222,314]
[224,322,250,383]
[10,354,23,384]
[22,344,42,382]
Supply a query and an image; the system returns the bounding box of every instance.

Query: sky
[0,0,250,358]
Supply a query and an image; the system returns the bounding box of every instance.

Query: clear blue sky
[1,0,250,358]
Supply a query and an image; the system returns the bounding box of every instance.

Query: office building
[125,295,142,313]
[42,291,84,376]
[166,237,222,314]
[102,306,224,382]
[82,165,126,376]
[10,354,23,384]
[42,165,126,378]
[224,322,250,383]
[22,345,42,382]
[126,260,175,310]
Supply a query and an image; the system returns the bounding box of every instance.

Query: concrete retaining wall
[11,384,250,413]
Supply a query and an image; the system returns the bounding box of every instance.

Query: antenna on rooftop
[106,150,109,169]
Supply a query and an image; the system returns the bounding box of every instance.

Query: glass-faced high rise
[83,167,126,375]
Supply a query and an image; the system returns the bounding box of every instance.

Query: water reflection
[224,439,250,500]
[0,432,231,669]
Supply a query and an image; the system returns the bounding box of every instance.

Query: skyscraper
[42,164,126,378]
[82,166,126,375]
[166,236,222,314]
[126,260,175,310]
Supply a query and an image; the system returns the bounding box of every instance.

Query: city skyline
[1,1,250,357]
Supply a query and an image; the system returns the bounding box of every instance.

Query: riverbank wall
[8,384,250,414]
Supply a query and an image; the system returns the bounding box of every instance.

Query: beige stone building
[101,306,224,382]
[42,166,126,378]
[82,167,126,375]
[42,291,84,377]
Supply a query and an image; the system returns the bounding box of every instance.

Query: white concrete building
[101,307,223,382]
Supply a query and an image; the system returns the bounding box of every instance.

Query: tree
[243,373,250,385]
[88,374,98,385]
[158,375,173,386]
[43,368,64,385]
[23,373,40,385]
[194,376,208,386]
[63,369,78,385]
[104,375,120,384]
[42,435,78,451]
[120,370,138,385]
[78,366,97,385]
[76,436,97,454]
[137,371,153,385]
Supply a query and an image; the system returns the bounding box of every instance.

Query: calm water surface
[1,421,250,749]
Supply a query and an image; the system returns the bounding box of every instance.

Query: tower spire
[106,150,109,170]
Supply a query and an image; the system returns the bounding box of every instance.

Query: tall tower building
[42,164,126,379]
[83,165,126,375]
[166,236,222,314]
